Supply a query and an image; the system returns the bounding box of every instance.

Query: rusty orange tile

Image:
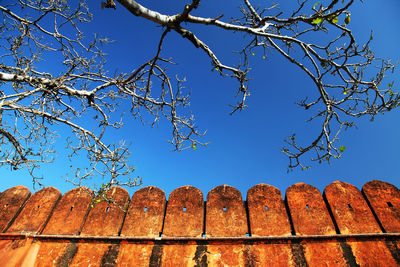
[42,187,92,235]
[286,183,336,235]
[0,185,31,232]
[117,186,165,266]
[286,183,348,266]
[6,187,61,234]
[80,186,129,236]
[208,242,297,266]
[0,239,40,266]
[206,185,247,237]
[120,186,165,237]
[247,183,291,236]
[325,181,398,266]
[33,187,93,266]
[161,243,199,265]
[346,239,398,266]
[34,241,79,267]
[324,181,381,234]
[302,240,349,267]
[116,243,155,266]
[247,243,294,266]
[207,244,246,266]
[0,240,18,266]
[68,242,120,266]
[163,185,203,237]
[0,181,398,266]
[362,180,400,232]
[69,186,129,266]
[246,184,294,265]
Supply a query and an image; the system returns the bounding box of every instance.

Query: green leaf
[331,16,338,23]
[344,15,351,24]
[192,143,197,150]
[339,145,346,152]
[312,17,323,24]
[252,52,255,56]
[313,2,320,9]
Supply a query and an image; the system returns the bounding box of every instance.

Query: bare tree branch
[0,0,398,194]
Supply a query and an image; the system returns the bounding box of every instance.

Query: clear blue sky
[1,0,399,199]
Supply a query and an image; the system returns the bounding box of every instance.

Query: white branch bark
[116,0,175,25]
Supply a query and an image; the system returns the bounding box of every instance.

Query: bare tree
[0,0,397,192]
